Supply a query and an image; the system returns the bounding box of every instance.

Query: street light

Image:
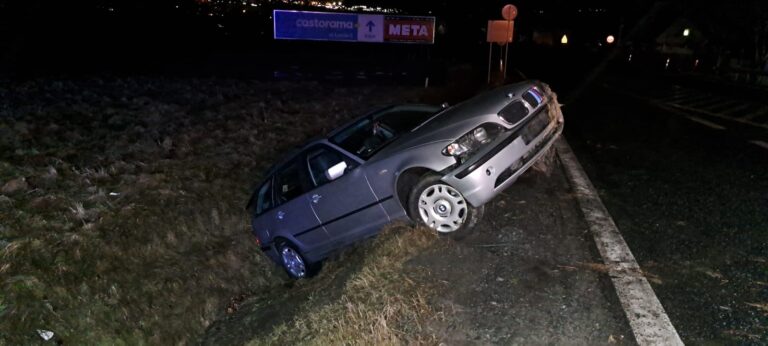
[606,35,615,44]
[561,34,568,44]
[683,28,690,37]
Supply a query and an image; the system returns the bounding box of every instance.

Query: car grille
[521,109,550,144]
[498,101,528,124]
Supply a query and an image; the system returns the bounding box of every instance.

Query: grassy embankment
[0,78,434,343]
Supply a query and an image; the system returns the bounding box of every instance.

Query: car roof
[259,103,441,180]
[262,136,326,178]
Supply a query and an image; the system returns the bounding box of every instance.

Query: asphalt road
[405,154,635,344]
[564,72,768,344]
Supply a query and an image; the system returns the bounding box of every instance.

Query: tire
[276,240,321,279]
[407,174,484,240]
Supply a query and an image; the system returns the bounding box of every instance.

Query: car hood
[370,82,533,159]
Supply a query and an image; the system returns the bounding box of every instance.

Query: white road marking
[750,140,768,151]
[664,94,709,104]
[669,103,768,131]
[604,84,768,131]
[658,89,697,100]
[556,138,684,346]
[740,106,768,121]
[702,99,742,112]
[685,115,727,130]
[721,103,753,116]
[685,97,734,109]
[658,93,695,103]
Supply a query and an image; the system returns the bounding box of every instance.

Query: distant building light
[683,28,690,37]
[606,35,615,44]
[561,34,568,44]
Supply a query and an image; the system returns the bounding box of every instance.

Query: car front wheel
[408,174,483,239]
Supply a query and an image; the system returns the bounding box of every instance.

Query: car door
[271,158,331,259]
[304,145,389,247]
[250,177,276,247]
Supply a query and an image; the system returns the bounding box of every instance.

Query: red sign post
[487,4,517,83]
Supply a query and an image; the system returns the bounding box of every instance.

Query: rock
[160,137,173,151]
[0,195,13,207]
[0,126,17,147]
[36,329,54,341]
[13,121,29,136]
[29,196,58,210]
[43,167,58,180]
[1,177,29,194]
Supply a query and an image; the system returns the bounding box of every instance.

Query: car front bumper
[442,109,564,207]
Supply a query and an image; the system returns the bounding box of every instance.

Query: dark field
[0,77,424,343]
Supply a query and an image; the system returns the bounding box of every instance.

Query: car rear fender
[272,233,327,264]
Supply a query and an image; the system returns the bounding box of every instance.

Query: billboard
[383,16,435,43]
[274,10,435,44]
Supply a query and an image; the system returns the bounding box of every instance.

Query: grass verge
[249,224,441,345]
[0,77,419,343]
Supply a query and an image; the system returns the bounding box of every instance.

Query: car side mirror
[325,161,348,181]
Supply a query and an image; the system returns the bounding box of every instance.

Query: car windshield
[330,106,440,159]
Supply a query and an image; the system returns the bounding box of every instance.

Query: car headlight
[442,123,504,161]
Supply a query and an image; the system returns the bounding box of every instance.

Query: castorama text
[295,18,355,29]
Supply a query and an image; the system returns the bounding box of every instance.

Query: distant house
[656,18,707,56]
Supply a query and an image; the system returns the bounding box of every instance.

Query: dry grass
[251,224,441,345]
[0,77,421,343]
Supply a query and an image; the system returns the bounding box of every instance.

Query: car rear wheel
[277,241,320,279]
[408,174,483,239]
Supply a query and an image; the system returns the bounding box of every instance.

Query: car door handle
[276,211,285,220]
[311,194,322,204]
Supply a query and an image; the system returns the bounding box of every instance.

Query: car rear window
[255,179,274,215]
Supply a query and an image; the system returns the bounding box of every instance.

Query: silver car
[248,81,564,278]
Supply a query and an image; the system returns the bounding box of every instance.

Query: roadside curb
[555,137,684,346]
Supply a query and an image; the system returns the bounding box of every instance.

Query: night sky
[1,0,766,76]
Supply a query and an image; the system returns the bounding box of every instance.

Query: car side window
[275,160,311,205]
[255,179,274,215]
[306,146,358,187]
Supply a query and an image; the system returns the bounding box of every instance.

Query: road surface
[565,73,768,344]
